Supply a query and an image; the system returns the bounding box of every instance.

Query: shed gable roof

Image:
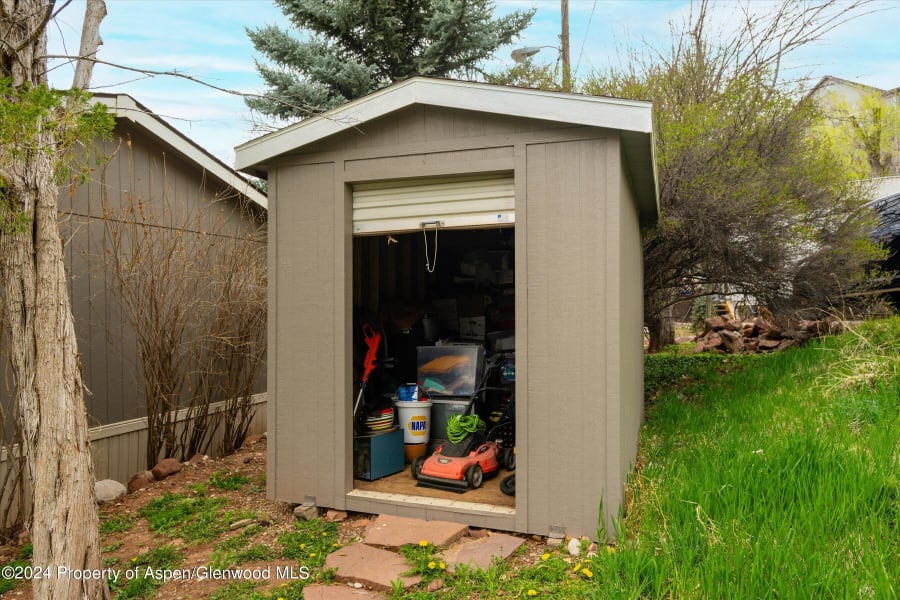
[94,94,268,209]
[234,77,658,222]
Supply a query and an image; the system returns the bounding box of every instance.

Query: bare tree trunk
[645,304,675,354]
[0,0,109,598]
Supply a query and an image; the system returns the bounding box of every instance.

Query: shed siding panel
[287,105,573,157]
[618,152,644,492]
[272,162,337,506]
[525,137,613,538]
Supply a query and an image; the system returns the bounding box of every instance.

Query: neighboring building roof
[94,93,268,209]
[234,77,658,221]
[808,76,900,104]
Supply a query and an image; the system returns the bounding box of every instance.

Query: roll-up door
[352,174,514,235]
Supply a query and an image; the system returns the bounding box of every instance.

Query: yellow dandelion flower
[280,582,288,587]
[439,562,446,570]
[300,543,306,549]
[581,568,593,578]
[418,540,429,547]
[540,553,550,561]
[606,545,616,554]
[333,542,339,547]
[322,532,328,536]
[527,590,538,597]
[572,562,582,573]
[428,561,437,570]
[310,553,316,558]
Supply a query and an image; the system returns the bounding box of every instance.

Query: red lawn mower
[411,354,516,493]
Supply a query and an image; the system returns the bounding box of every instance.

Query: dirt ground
[0,437,547,599]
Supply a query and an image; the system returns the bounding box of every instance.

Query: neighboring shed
[235,77,658,539]
[2,93,268,486]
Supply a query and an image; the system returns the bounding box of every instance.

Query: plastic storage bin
[416,345,484,397]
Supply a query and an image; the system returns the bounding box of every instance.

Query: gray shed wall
[267,105,645,539]
[2,117,266,427]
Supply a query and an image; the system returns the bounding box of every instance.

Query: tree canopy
[583,0,883,350]
[246,0,533,119]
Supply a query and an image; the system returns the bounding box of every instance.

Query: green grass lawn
[603,317,900,599]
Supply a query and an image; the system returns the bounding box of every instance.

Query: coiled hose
[446,414,485,444]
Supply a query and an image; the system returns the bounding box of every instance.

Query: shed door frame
[352,173,515,235]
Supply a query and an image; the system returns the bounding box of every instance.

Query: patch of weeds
[103,556,121,568]
[139,491,227,542]
[102,540,125,553]
[0,545,33,594]
[111,544,184,600]
[188,482,207,495]
[100,514,136,535]
[209,469,251,491]
[278,518,339,569]
[258,472,266,486]
[644,351,734,400]
[210,524,275,570]
[210,580,306,600]
[0,559,29,594]
[399,541,446,583]
[224,509,256,524]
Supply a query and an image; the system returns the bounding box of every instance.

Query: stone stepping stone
[440,533,525,574]
[363,514,468,549]
[324,542,421,592]
[303,583,386,599]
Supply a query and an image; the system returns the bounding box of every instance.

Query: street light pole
[560,0,571,92]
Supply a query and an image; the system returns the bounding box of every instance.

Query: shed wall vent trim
[352,174,514,235]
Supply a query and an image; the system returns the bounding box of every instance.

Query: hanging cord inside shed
[422,221,440,273]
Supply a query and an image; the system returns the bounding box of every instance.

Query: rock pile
[694,316,842,354]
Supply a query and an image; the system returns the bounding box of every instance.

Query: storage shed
[235,77,658,540]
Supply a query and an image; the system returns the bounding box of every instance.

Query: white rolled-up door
[352,174,514,235]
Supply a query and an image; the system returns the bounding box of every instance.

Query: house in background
[810,76,900,304]
[1,94,268,503]
[236,77,658,540]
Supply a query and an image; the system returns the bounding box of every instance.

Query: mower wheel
[411,456,426,480]
[503,448,516,471]
[466,464,484,489]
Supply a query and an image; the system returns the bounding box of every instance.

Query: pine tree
[247,0,534,118]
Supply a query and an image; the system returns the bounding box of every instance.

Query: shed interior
[351,226,517,510]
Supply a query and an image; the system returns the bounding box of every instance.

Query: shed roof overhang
[94,94,268,209]
[235,77,658,225]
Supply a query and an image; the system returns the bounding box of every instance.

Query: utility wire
[574,0,599,79]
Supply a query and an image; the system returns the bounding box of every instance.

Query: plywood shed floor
[354,468,516,508]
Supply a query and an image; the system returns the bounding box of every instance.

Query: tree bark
[645,304,675,354]
[0,1,109,598]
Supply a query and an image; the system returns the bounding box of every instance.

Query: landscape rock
[151,458,182,480]
[427,578,444,592]
[127,470,155,492]
[294,502,318,521]
[719,330,744,354]
[229,518,255,531]
[469,528,490,539]
[567,538,582,556]
[187,453,207,465]
[364,514,468,549]
[326,542,421,592]
[302,584,385,599]
[441,533,525,574]
[242,434,264,448]
[95,479,126,503]
[325,509,349,522]
[703,316,727,332]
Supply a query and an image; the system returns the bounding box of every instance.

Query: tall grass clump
[595,317,900,598]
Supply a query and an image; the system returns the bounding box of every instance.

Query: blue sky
[48,0,900,167]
